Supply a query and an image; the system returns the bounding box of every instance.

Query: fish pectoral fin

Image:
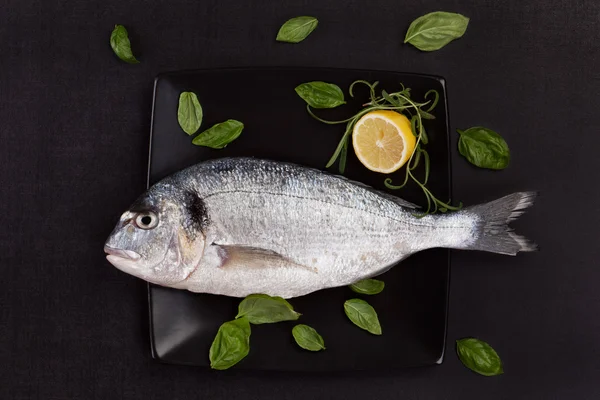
[214,244,318,273]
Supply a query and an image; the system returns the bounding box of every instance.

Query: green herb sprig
[304,80,461,216]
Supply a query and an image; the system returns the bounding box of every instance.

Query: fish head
[104,187,207,286]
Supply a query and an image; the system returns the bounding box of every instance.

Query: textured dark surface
[1,0,599,399]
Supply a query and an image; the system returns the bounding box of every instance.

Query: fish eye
[135,212,159,230]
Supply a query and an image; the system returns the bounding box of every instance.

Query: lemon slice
[352,110,416,174]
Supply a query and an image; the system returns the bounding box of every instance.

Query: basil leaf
[110,25,139,64]
[276,16,318,43]
[349,279,385,295]
[295,82,346,109]
[343,299,382,335]
[456,338,504,376]
[192,119,243,149]
[292,324,325,351]
[404,11,469,52]
[177,92,203,135]
[209,317,251,370]
[236,294,300,324]
[457,127,510,170]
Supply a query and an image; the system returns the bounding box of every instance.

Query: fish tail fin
[465,191,538,255]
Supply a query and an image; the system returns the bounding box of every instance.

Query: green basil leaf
[192,119,243,149]
[343,299,382,335]
[349,279,385,295]
[236,294,300,324]
[110,25,139,64]
[457,126,510,170]
[404,11,469,52]
[276,16,318,43]
[209,317,251,370]
[177,92,203,135]
[456,338,504,376]
[292,324,325,351]
[295,81,346,109]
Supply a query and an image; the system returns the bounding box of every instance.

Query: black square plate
[147,67,452,371]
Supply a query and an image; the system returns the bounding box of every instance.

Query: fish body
[105,157,536,299]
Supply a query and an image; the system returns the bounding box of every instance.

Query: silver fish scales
[105,157,536,298]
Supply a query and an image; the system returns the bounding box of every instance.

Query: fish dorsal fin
[214,244,318,273]
[333,174,420,209]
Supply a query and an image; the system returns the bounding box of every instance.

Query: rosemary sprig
[306,80,462,216]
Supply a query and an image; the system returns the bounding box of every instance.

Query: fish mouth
[104,245,142,261]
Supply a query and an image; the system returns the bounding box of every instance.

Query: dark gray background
[1,0,598,399]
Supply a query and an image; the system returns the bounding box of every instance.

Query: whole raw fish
[104,157,536,298]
